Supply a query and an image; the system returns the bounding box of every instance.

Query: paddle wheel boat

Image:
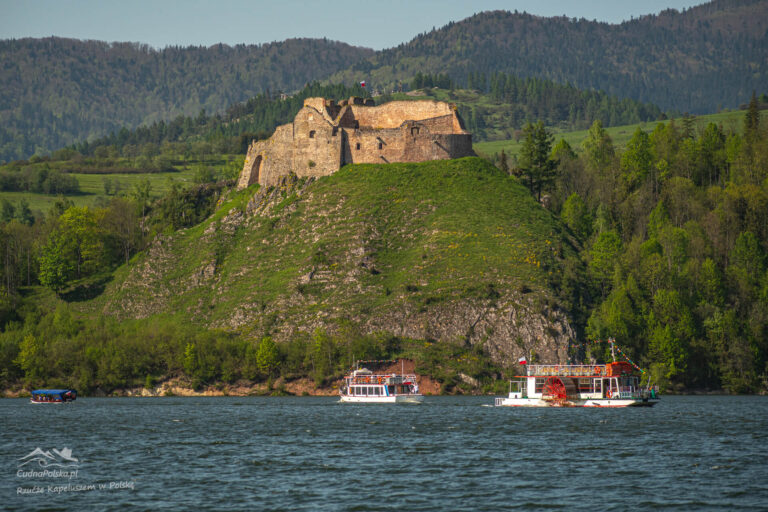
[339,367,423,404]
[495,357,659,408]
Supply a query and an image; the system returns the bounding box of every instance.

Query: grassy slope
[474,109,752,158]
[91,158,577,337]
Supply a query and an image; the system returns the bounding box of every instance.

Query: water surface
[2,395,767,511]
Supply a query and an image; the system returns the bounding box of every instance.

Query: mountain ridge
[330,0,767,114]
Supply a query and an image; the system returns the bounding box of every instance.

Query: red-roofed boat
[495,357,659,408]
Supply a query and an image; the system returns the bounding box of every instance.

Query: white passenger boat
[339,367,424,404]
[495,352,659,408]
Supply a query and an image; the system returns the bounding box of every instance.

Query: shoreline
[2,371,448,398]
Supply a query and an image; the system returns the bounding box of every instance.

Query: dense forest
[500,94,768,393]
[0,37,374,162]
[330,0,768,114]
[406,72,663,139]
[70,82,370,157]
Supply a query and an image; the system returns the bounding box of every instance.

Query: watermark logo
[18,447,79,469]
[15,447,135,495]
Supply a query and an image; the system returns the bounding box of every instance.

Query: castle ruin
[237,96,474,189]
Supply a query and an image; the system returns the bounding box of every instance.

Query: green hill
[91,157,581,366]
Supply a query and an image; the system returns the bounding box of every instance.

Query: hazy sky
[1,0,705,50]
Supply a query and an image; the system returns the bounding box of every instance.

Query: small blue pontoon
[30,389,77,403]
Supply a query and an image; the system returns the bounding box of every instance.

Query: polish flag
[518,356,527,365]
[360,80,366,87]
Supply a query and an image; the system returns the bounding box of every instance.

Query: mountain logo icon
[18,447,79,468]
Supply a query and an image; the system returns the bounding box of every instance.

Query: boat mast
[609,338,617,362]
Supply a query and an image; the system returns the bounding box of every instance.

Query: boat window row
[351,385,388,396]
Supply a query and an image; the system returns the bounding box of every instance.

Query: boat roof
[515,362,637,378]
[32,389,76,394]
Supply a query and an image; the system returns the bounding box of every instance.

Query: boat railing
[525,364,605,377]
[346,374,418,385]
[613,386,636,398]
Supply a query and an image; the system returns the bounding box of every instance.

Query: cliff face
[99,158,581,366]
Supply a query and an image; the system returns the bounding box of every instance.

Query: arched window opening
[309,130,316,138]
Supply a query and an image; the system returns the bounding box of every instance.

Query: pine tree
[519,121,557,201]
[744,91,760,145]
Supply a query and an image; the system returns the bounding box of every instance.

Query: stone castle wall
[237,97,474,189]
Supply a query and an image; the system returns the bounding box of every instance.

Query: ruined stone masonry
[237,96,475,189]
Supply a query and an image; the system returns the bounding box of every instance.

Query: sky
[1,0,706,51]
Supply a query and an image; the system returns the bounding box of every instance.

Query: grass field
[0,156,242,216]
[473,109,754,159]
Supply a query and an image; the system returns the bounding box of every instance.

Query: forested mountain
[330,0,767,115]
[0,37,374,162]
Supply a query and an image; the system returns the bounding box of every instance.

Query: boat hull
[339,394,424,404]
[495,397,658,407]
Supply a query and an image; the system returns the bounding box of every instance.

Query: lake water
[2,395,767,511]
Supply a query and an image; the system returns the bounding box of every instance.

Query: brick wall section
[238,97,474,189]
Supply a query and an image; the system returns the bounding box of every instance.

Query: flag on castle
[359,80,366,88]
